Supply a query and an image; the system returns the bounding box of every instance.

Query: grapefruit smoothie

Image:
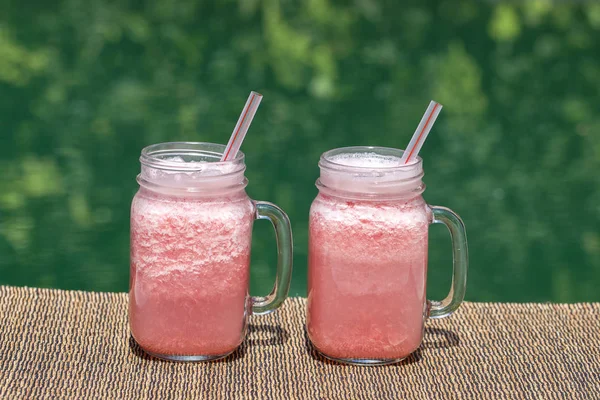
[307,148,430,363]
[129,143,254,361]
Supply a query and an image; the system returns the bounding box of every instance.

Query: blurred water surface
[1,0,599,301]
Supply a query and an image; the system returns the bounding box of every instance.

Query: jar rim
[137,142,247,194]
[319,146,422,173]
[316,146,425,199]
[140,142,245,172]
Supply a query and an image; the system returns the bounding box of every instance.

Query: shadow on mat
[303,326,460,367]
[128,323,289,363]
[421,327,460,350]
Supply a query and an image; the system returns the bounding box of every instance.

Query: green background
[1,0,599,302]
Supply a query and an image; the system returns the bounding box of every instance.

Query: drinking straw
[221,91,263,161]
[400,100,443,164]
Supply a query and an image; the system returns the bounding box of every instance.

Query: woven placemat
[1,286,599,399]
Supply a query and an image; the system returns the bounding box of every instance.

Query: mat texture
[1,286,599,399]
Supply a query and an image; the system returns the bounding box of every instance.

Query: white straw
[221,91,263,161]
[400,100,443,164]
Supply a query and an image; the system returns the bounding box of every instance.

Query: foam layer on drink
[309,194,429,269]
[162,157,239,175]
[131,191,253,271]
[328,152,404,168]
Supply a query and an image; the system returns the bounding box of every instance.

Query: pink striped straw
[400,100,443,164]
[221,91,263,161]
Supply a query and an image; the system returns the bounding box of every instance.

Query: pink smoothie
[307,155,430,361]
[129,187,254,357]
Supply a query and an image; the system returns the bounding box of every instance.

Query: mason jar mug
[129,142,293,361]
[307,146,468,365]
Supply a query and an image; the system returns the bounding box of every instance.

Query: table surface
[1,286,599,399]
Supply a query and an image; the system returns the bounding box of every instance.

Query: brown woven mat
[1,286,599,400]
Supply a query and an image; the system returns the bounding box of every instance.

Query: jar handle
[427,206,468,319]
[251,201,294,315]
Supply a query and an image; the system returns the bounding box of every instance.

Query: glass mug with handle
[129,142,293,361]
[307,146,468,365]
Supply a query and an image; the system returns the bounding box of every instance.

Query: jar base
[316,348,408,366]
[136,341,237,362]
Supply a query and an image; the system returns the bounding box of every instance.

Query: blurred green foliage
[0,0,599,301]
